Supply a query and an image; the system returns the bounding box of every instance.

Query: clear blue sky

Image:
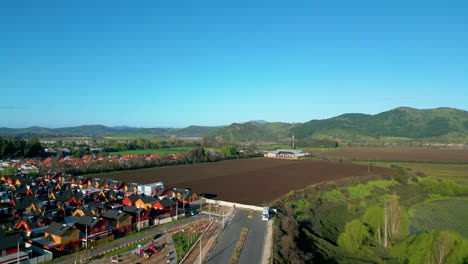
[1,0,467,128]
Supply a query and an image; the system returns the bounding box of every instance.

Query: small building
[101,210,132,235]
[265,149,309,159]
[0,230,29,264]
[122,206,149,230]
[137,182,164,196]
[75,216,112,242]
[31,223,80,252]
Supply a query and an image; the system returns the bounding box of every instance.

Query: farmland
[256,145,336,152]
[310,146,468,163]
[90,158,393,205]
[354,161,468,184]
[409,199,468,239]
[107,147,190,155]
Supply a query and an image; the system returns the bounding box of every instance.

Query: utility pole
[17,240,19,264]
[199,232,202,264]
[85,224,88,262]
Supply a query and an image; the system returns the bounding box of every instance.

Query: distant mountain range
[1,107,468,142]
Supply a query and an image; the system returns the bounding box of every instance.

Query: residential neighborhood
[0,170,197,264]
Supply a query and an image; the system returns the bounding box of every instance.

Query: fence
[20,248,53,264]
[154,214,186,225]
[203,198,264,211]
[89,234,115,248]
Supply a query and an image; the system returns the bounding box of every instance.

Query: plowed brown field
[93,158,392,205]
[311,147,468,163]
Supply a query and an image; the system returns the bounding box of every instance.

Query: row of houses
[0,172,198,263]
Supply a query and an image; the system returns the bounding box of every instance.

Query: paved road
[205,209,267,264]
[51,215,203,264]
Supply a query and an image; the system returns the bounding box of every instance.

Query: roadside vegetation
[272,165,468,263]
[173,231,201,260]
[230,227,248,264]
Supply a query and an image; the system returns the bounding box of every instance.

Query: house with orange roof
[123,154,138,159]
[41,157,53,166]
[82,155,92,163]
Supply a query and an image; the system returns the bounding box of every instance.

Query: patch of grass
[107,147,190,155]
[256,145,335,151]
[342,180,398,200]
[346,184,372,199]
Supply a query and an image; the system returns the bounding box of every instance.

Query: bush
[337,219,370,255]
[394,167,409,184]
[322,189,346,202]
[419,177,468,196]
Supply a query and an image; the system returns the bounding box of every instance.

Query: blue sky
[1,0,467,128]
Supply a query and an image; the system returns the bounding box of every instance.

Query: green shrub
[346,184,372,199]
[322,189,346,202]
[419,176,468,196]
[337,219,370,255]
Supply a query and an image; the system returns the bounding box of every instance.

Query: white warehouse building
[265,149,309,159]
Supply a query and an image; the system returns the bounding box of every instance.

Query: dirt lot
[310,146,468,163]
[93,158,392,205]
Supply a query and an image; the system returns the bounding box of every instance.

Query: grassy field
[256,145,336,151]
[107,147,190,155]
[408,198,468,239]
[103,135,164,140]
[353,161,468,185]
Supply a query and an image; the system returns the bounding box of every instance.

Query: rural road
[50,215,205,264]
[205,209,267,264]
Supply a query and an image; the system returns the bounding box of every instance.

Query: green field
[409,199,468,239]
[107,147,219,155]
[354,161,468,185]
[104,135,165,140]
[108,147,189,155]
[256,145,336,151]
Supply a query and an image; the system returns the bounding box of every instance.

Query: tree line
[46,146,263,175]
[0,137,44,159]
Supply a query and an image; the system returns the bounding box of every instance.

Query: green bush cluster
[419,176,468,196]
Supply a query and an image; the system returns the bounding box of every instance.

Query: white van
[262,207,270,221]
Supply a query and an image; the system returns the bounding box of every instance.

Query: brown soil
[93,158,392,205]
[310,146,468,163]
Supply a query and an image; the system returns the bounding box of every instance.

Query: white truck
[262,207,270,221]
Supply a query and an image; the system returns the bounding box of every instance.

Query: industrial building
[265,149,309,159]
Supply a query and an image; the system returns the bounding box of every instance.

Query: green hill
[208,122,296,142]
[174,125,219,137]
[2,107,467,143]
[293,107,468,142]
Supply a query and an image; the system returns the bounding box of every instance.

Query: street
[205,209,267,264]
[50,215,203,264]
